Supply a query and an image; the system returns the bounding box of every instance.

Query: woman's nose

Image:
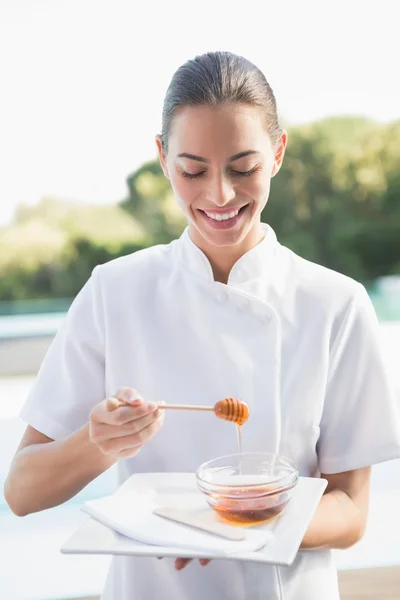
[206,176,236,207]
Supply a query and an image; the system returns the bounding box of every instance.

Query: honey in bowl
[207,483,294,526]
[196,453,299,526]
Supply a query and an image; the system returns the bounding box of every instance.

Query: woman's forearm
[4,423,116,516]
[300,489,366,550]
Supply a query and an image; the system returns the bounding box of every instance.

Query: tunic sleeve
[317,283,400,474]
[19,266,106,440]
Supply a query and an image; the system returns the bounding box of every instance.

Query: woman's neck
[189,222,265,284]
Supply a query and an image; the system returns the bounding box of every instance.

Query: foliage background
[1,116,399,301]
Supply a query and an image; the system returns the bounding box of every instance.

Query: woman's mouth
[198,204,249,229]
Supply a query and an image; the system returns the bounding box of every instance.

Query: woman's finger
[102,399,157,425]
[175,557,192,570]
[101,415,164,454]
[93,409,163,441]
[174,557,211,569]
[114,387,144,404]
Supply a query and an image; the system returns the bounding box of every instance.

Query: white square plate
[61,473,327,566]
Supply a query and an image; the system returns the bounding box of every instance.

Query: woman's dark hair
[161,51,282,153]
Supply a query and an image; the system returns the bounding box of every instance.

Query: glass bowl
[196,452,299,526]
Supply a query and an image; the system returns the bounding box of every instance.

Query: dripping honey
[215,398,249,425]
[211,411,290,526]
[236,424,243,475]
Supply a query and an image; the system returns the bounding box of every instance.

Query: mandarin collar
[176,223,278,286]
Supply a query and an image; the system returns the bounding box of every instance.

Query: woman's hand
[91,387,209,569]
[157,557,212,570]
[89,387,164,459]
[175,558,211,570]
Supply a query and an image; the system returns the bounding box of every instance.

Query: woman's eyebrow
[177,153,209,163]
[229,150,259,162]
[177,150,259,164]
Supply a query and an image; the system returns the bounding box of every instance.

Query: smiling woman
[156,103,287,283]
[154,52,286,282]
[5,51,400,600]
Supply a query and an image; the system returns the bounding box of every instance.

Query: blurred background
[0,1,399,599]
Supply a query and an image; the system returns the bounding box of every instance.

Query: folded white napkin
[82,490,273,556]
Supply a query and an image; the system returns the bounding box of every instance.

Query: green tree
[266,117,400,280]
[121,160,186,243]
[1,117,399,302]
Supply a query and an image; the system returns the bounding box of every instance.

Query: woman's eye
[181,171,205,179]
[181,166,260,179]
[230,167,260,177]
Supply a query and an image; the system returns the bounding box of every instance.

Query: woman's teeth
[203,208,240,221]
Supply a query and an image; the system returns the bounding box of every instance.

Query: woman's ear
[155,135,170,179]
[271,130,288,177]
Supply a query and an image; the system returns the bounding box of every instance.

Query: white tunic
[20,223,400,600]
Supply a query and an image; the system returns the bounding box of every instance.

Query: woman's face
[156,103,287,250]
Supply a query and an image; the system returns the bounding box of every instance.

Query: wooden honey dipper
[109,397,249,425]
